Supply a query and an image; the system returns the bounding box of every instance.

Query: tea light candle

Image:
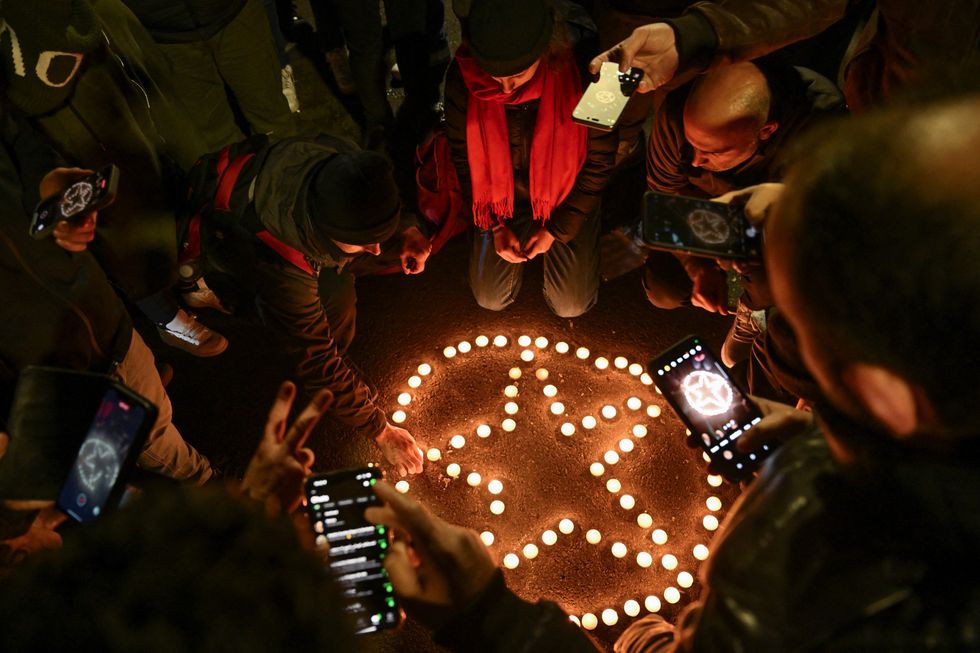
[418,363,432,376]
[558,518,575,535]
[560,422,576,436]
[586,529,602,544]
[450,435,466,449]
[443,346,457,358]
[467,472,482,487]
[490,500,505,515]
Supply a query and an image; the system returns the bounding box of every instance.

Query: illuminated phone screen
[650,337,769,476]
[306,469,401,634]
[643,192,762,260]
[56,388,146,522]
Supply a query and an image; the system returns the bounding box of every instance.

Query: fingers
[264,381,296,443]
[294,447,315,471]
[383,540,424,597]
[371,480,441,547]
[284,389,332,450]
[737,399,812,451]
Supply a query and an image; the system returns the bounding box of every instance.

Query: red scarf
[456,44,587,229]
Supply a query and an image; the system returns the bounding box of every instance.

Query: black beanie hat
[306,150,401,247]
[1,0,101,116]
[464,0,554,77]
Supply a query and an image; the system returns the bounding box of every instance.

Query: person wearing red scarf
[445,0,617,318]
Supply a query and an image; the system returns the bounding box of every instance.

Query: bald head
[682,63,776,172]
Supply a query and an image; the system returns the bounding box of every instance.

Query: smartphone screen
[30,165,118,239]
[649,336,771,479]
[56,387,149,522]
[306,468,402,634]
[572,61,641,131]
[642,191,762,260]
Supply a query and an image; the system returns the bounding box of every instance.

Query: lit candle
[611,542,628,558]
[503,553,520,569]
[640,373,654,386]
[558,518,575,535]
[620,494,636,510]
[702,451,711,463]
[504,385,519,399]
[534,336,549,349]
[624,600,641,617]
[586,529,602,544]
[476,424,492,438]
[651,529,668,545]
[535,368,550,381]
[480,531,495,546]
[636,513,653,529]
[595,357,609,370]
[517,335,532,347]
[490,500,505,515]
[408,375,422,389]
[493,335,508,347]
[450,434,466,449]
[706,496,722,512]
[418,363,432,376]
[522,543,539,559]
[550,401,565,415]
[647,405,662,418]
[443,346,457,358]
[601,609,619,627]
[706,474,723,488]
[397,392,412,406]
[520,349,535,362]
[703,515,719,531]
[636,551,653,568]
[509,367,522,379]
[626,396,642,410]
[458,341,472,354]
[619,438,635,453]
[541,530,558,546]
[601,404,617,419]
[467,472,482,487]
[614,356,629,369]
[677,571,694,588]
[664,587,681,604]
[426,448,441,462]
[582,415,597,429]
[581,613,598,631]
[391,410,406,424]
[661,554,678,570]
[644,595,662,613]
[395,480,410,493]
[560,422,575,436]
[576,347,590,360]
[606,478,622,493]
[543,384,558,397]
[555,341,570,354]
[487,479,503,495]
[589,462,605,477]
[628,363,643,376]
[446,463,461,478]
[569,615,581,627]
[693,544,710,561]
[504,401,519,415]
[632,424,648,438]
[604,450,620,465]
[475,335,489,347]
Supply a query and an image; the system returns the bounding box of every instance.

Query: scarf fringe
[473,197,514,230]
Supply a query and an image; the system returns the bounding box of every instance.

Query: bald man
[642,61,844,314]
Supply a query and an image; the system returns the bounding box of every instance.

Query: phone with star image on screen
[572,61,642,131]
[649,336,771,481]
[642,191,763,260]
[30,164,119,239]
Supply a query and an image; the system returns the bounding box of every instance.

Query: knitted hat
[464,0,554,77]
[306,150,401,247]
[1,0,101,116]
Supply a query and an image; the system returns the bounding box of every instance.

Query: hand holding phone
[30,165,119,240]
[642,191,763,260]
[572,61,643,131]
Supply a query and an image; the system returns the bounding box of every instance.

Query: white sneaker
[281,64,301,113]
[182,278,231,314]
[158,309,229,357]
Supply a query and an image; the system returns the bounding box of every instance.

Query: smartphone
[642,191,762,260]
[572,61,642,131]
[55,382,156,522]
[29,164,119,239]
[649,336,771,480]
[305,468,403,634]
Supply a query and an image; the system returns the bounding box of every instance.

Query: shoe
[281,64,301,113]
[182,278,232,315]
[721,300,767,367]
[158,309,229,357]
[326,47,356,95]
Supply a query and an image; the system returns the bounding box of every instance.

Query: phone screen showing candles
[305,468,402,634]
[649,336,771,480]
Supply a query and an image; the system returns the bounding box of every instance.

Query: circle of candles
[703,514,720,531]
[581,613,598,630]
[475,335,489,347]
[677,571,694,588]
[620,494,636,510]
[604,450,620,465]
[444,346,457,358]
[446,463,461,478]
[450,435,466,449]
[586,529,602,544]
[392,410,406,424]
[535,368,550,381]
[693,544,710,560]
[509,367,522,379]
[661,554,678,570]
[487,479,503,495]
[644,595,662,613]
[408,375,422,388]
[647,405,662,418]
[418,363,433,376]
[518,335,532,347]
[543,384,558,397]
[520,349,535,362]
[624,600,641,617]
[426,448,441,462]
[628,363,643,376]
[606,478,622,493]
[636,551,653,568]
[632,424,648,438]
[467,472,482,487]
[576,347,590,360]
[636,513,653,529]
[458,341,472,354]
[550,401,565,415]
[397,392,412,406]
[601,404,617,419]
[595,357,610,370]
[503,553,520,569]
[619,438,635,453]
[626,396,642,410]
[501,418,517,432]
[706,496,722,512]
[664,587,681,604]
[558,518,575,534]
[535,336,549,349]
[707,474,723,487]
[611,542,628,558]
[542,530,558,546]
[651,529,668,545]
[555,341,570,354]
[601,609,618,627]
[493,335,508,347]
[504,385,519,398]
[523,543,539,559]
[560,422,576,436]
[395,480,410,493]
[590,462,605,477]
[476,424,492,438]
[614,356,629,369]
[480,531,495,546]
[582,415,597,429]
[490,500,505,515]
[640,373,654,386]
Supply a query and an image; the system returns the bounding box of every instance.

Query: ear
[841,363,918,437]
[758,121,779,141]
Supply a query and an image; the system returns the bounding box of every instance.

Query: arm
[443,61,474,217]
[646,90,708,198]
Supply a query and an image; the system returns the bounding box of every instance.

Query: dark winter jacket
[122,0,247,43]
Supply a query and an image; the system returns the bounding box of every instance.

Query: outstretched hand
[589,23,679,93]
[241,382,331,513]
[375,422,424,476]
[400,226,432,274]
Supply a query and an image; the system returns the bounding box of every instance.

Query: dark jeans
[469,212,600,318]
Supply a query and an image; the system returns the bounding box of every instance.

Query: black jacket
[122,0,247,43]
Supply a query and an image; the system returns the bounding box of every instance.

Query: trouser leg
[642,250,693,309]
[332,0,393,132]
[469,227,524,312]
[317,266,358,355]
[134,290,179,325]
[542,214,600,318]
[262,0,291,67]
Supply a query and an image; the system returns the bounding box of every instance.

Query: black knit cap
[465,0,554,77]
[306,150,401,247]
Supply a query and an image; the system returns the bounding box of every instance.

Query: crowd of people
[1,0,979,650]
